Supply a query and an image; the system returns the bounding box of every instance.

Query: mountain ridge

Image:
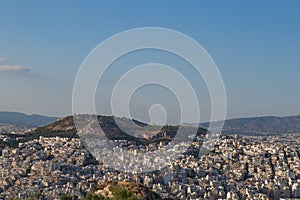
[2,111,300,136]
[0,111,57,127]
[196,115,300,134]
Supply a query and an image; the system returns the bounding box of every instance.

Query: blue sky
[0,1,299,122]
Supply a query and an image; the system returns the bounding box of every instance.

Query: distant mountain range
[0,111,57,127]
[1,111,300,135]
[198,115,300,135]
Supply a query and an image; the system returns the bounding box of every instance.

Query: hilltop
[25,115,207,144]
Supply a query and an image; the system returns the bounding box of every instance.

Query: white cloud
[0,57,8,62]
[0,65,30,72]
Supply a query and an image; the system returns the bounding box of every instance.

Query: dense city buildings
[1,132,300,199]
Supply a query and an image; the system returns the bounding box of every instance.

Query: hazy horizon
[1,110,300,125]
